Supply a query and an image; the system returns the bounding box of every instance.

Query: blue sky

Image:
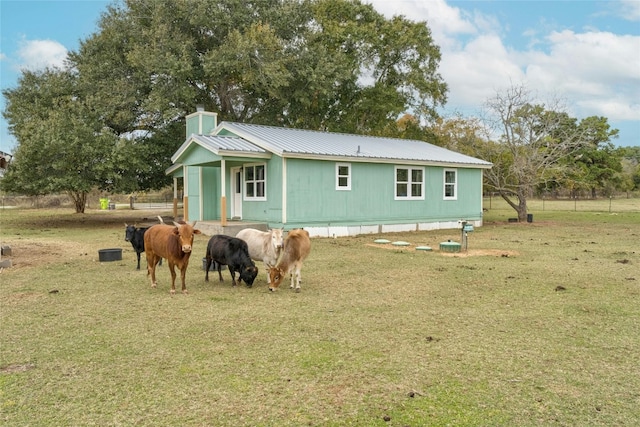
[1,0,639,154]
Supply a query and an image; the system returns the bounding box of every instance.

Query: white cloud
[367,0,640,124]
[440,34,525,107]
[618,0,640,21]
[17,38,68,71]
[366,0,476,48]
[521,30,640,120]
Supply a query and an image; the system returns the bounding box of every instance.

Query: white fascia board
[217,150,272,159]
[280,152,492,169]
[171,134,201,163]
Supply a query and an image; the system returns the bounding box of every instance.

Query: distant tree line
[1,0,635,218]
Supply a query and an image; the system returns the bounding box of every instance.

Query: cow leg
[147,254,159,288]
[217,264,224,283]
[205,256,212,282]
[289,264,296,289]
[168,261,177,294]
[291,262,302,292]
[136,252,141,270]
[180,265,188,294]
[228,266,238,287]
[264,261,271,284]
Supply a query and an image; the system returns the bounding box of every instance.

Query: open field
[1,206,639,426]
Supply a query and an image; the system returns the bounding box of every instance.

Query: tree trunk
[68,191,87,213]
[499,191,528,222]
[516,199,528,222]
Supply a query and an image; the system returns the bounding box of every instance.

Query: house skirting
[193,219,482,238]
[303,219,482,238]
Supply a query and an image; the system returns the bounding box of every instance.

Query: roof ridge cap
[223,121,429,143]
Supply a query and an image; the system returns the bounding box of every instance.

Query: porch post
[172,177,178,218]
[282,158,287,224]
[183,165,189,221]
[220,159,227,226]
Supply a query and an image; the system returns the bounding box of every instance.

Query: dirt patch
[439,248,519,257]
[366,243,518,257]
[0,239,84,270]
[0,363,36,374]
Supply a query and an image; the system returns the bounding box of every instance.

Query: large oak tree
[3,0,447,209]
[1,69,118,212]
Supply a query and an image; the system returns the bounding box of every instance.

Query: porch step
[194,220,268,236]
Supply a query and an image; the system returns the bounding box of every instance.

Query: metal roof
[217,122,492,168]
[188,134,268,154]
[171,134,268,163]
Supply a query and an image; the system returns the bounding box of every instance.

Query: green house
[167,109,492,237]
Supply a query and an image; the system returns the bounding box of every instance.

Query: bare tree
[481,84,588,221]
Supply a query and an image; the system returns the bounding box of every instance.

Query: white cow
[236,228,284,285]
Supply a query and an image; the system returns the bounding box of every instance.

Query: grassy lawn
[1,204,639,426]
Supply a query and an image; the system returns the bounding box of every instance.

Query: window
[395,166,424,200]
[444,169,457,200]
[244,163,266,200]
[235,170,242,195]
[336,163,351,190]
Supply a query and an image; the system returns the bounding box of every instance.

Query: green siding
[238,157,283,224]
[180,151,483,227]
[426,168,483,221]
[201,167,220,220]
[285,159,483,226]
[186,112,217,137]
[180,144,222,166]
[186,166,200,221]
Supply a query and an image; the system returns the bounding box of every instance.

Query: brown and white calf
[144,222,201,294]
[268,229,311,292]
[236,228,283,285]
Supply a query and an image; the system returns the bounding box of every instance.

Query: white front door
[231,167,243,220]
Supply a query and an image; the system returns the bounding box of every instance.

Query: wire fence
[484,196,640,213]
[0,194,181,210]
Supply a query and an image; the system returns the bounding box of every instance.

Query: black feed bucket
[98,248,122,262]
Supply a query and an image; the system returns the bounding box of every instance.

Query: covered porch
[167,134,271,225]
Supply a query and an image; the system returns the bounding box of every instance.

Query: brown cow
[268,229,311,292]
[144,222,201,294]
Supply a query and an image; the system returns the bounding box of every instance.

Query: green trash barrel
[99,198,109,210]
[439,241,461,253]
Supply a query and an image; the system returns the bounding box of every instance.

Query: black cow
[125,224,149,270]
[205,235,259,287]
[125,217,165,270]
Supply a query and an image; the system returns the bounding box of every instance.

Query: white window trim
[444,168,457,200]
[244,163,267,201]
[394,166,425,200]
[336,162,351,190]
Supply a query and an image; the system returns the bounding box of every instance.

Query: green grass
[1,205,639,426]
